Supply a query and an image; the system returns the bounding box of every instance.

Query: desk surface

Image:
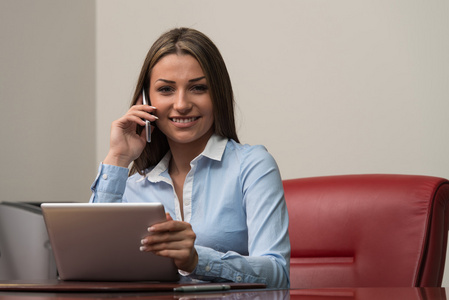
[0,282,447,300]
[0,280,265,292]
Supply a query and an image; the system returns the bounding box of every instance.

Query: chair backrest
[283,174,449,288]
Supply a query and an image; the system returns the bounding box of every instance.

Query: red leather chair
[283,174,449,288]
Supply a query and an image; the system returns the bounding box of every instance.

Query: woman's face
[149,54,214,148]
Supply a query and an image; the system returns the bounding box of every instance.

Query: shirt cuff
[90,163,129,201]
[187,246,249,284]
[178,269,193,277]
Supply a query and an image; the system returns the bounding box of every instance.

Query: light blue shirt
[90,134,290,288]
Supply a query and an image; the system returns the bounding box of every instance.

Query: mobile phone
[142,89,151,143]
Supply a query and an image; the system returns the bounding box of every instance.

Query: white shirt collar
[137,134,228,183]
[200,133,228,161]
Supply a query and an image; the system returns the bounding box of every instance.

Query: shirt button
[205,265,211,272]
[236,276,242,282]
[102,174,108,180]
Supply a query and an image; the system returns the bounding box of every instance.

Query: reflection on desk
[290,287,447,300]
[0,287,447,300]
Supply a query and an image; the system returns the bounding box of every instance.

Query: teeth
[172,117,197,123]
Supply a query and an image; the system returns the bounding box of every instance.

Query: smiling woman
[89,28,290,289]
[127,28,239,176]
[149,54,214,150]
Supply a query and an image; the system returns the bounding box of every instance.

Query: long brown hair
[129,28,239,176]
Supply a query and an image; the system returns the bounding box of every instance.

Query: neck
[168,131,213,175]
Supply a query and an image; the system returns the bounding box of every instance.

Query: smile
[171,117,199,123]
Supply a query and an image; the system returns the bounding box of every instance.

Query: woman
[90,27,290,288]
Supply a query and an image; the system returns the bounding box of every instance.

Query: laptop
[41,202,179,282]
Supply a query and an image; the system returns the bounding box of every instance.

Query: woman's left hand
[140,213,198,272]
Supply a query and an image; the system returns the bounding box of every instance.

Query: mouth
[170,117,200,123]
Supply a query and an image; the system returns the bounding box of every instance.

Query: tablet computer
[41,202,179,282]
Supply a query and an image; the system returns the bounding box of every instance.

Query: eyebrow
[155,76,206,84]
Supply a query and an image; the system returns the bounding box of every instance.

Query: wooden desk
[0,281,447,300]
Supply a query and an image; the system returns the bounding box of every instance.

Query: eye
[157,86,175,94]
[190,84,209,93]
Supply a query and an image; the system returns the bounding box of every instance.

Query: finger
[141,237,192,252]
[150,249,187,258]
[142,224,196,245]
[148,220,189,233]
[147,247,198,272]
[116,114,146,128]
[166,212,173,221]
[132,95,157,113]
[128,104,156,114]
[143,231,185,245]
[126,109,158,123]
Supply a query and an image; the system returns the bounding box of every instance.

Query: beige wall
[0,0,96,203]
[96,0,449,182]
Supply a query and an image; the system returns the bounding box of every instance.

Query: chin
[167,131,213,145]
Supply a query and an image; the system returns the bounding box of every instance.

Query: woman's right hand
[103,96,157,168]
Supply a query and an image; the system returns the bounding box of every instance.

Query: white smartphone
[142,89,151,143]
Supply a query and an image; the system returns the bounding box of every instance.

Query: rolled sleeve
[187,246,268,286]
[90,163,129,203]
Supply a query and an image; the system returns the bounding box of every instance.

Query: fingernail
[141,239,145,245]
[153,116,159,120]
[139,246,146,252]
[148,227,154,232]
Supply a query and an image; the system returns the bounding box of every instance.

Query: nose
[173,90,192,113]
